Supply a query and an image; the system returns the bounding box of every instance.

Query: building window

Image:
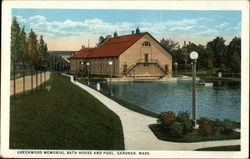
[144,54,149,63]
[142,41,151,46]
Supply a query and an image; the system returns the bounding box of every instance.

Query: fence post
[23,59,25,95]
[31,65,33,91]
[13,62,16,97]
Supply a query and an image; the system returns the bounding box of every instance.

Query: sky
[12,9,241,51]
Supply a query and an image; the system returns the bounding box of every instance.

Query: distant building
[49,51,76,63]
[69,30,172,77]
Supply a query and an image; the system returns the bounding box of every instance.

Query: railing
[125,59,167,75]
[135,59,158,63]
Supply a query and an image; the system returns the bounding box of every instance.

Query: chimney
[81,45,85,49]
[184,41,186,47]
[136,27,140,34]
[132,30,134,34]
[189,41,191,45]
[114,30,118,37]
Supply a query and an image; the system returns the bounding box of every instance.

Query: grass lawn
[110,96,159,118]
[10,74,124,150]
[78,78,159,118]
[196,145,240,151]
[149,124,240,143]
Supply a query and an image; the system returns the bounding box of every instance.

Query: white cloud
[29,15,46,22]
[233,22,241,30]
[14,15,233,50]
[16,16,27,23]
[168,25,206,32]
[216,22,228,29]
[195,28,219,35]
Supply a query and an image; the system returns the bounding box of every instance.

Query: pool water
[100,81,240,122]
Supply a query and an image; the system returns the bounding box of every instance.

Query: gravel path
[10,72,51,95]
[64,74,240,150]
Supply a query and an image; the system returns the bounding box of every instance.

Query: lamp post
[80,61,84,77]
[190,51,199,129]
[108,61,113,96]
[86,62,90,85]
[174,62,178,77]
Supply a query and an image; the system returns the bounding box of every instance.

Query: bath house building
[69,29,172,78]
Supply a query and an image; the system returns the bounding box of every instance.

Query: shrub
[198,118,213,136]
[220,119,235,134]
[176,111,193,134]
[211,118,223,134]
[169,121,184,137]
[159,111,176,127]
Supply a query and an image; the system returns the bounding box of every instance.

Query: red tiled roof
[70,48,95,59]
[70,33,146,59]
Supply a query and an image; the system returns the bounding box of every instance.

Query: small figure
[73,75,76,81]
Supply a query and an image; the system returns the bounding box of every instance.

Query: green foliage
[159,111,176,128]
[171,36,241,74]
[206,37,227,68]
[169,121,184,137]
[27,29,38,65]
[19,27,27,61]
[38,35,50,70]
[158,111,192,137]
[176,111,193,134]
[227,37,241,73]
[211,118,223,134]
[160,38,179,54]
[11,17,21,62]
[220,119,236,134]
[211,119,237,135]
[198,118,213,136]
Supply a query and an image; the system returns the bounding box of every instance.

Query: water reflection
[100,81,241,122]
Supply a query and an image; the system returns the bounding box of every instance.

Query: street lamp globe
[86,62,90,66]
[190,51,199,60]
[80,61,84,77]
[174,62,178,66]
[109,61,113,66]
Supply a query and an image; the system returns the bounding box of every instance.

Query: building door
[144,54,149,63]
[123,64,127,74]
[165,64,169,74]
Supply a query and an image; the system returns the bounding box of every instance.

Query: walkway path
[65,74,240,150]
[10,72,51,95]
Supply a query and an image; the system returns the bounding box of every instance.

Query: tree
[186,43,207,69]
[160,38,179,54]
[227,37,241,73]
[11,17,21,96]
[96,36,105,47]
[27,29,38,65]
[27,29,38,90]
[38,35,48,70]
[206,37,227,68]
[11,17,21,62]
[19,27,27,93]
[38,35,47,86]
